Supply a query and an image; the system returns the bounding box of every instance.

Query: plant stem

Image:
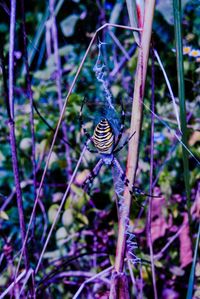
[110,1,156,297]
[8,0,16,120]
[8,0,29,272]
[20,2,37,296]
[20,0,37,215]
[187,221,200,299]
[49,0,72,178]
[173,0,190,205]
[9,121,29,270]
[113,0,156,274]
[147,45,158,299]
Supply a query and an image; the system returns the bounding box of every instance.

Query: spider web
[93,41,115,110]
[112,159,141,265]
[93,40,121,136]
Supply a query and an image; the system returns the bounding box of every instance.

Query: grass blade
[173,0,190,206]
[126,0,140,45]
[186,222,200,299]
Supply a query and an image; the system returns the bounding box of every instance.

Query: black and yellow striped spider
[79,99,151,198]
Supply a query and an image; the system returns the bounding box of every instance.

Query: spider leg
[113,99,125,151]
[79,97,92,140]
[112,158,144,208]
[85,141,98,154]
[80,97,98,154]
[113,158,160,199]
[82,159,104,193]
[113,131,136,154]
[129,187,160,198]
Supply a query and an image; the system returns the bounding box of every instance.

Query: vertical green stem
[173,0,190,205]
[186,221,200,299]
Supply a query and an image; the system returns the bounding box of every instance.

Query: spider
[79,98,153,199]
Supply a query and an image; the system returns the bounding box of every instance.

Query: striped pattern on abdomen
[93,119,114,154]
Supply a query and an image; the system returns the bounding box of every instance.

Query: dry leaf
[162,288,179,299]
[75,169,90,185]
[188,131,200,146]
[179,212,192,268]
[151,214,169,243]
[191,183,200,219]
[150,192,170,243]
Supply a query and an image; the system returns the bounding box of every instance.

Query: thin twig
[49,0,72,177]
[154,49,181,133]
[37,251,107,289]
[38,271,110,291]
[110,44,137,78]
[18,269,34,298]
[127,260,136,291]
[21,0,37,201]
[108,30,131,60]
[8,0,29,272]
[20,1,37,257]
[0,191,15,214]
[147,45,158,299]
[154,223,187,260]
[0,270,26,299]
[8,0,15,120]
[38,198,48,243]
[73,266,113,299]
[20,0,37,201]
[142,102,200,165]
[35,141,89,273]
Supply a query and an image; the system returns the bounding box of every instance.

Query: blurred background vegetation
[0,0,200,298]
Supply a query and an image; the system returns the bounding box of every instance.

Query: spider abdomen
[93,119,115,154]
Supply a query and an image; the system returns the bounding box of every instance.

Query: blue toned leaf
[156,0,190,25]
[60,14,79,37]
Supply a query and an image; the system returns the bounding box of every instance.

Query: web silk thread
[112,159,141,265]
[93,41,115,110]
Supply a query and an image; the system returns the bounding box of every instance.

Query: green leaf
[48,152,59,169]
[62,209,74,227]
[0,23,8,33]
[173,0,191,209]
[33,66,56,80]
[0,151,5,166]
[56,227,67,240]
[157,0,190,25]
[75,211,88,226]
[20,138,32,151]
[126,0,142,45]
[60,14,79,37]
[109,1,123,24]
[59,45,74,56]
[48,204,60,224]
[0,211,9,220]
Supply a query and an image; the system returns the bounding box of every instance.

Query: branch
[110,0,156,297]
[113,0,156,274]
[146,44,158,299]
[7,0,30,272]
[49,0,72,177]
